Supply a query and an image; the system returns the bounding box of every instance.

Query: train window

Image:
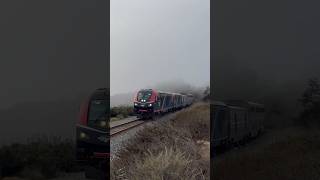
[159,95,165,107]
[88,99,107,130]
[137,90,152,101]
[166,96,170,106]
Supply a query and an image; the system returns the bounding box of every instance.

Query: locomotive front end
[133,89,158,119]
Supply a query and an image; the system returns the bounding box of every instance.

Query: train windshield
[137,90,152,101]
[88,99,107,131]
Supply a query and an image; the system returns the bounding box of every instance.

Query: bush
[299,78,320,127]
[0,136,78,179]
[111,106,134,119]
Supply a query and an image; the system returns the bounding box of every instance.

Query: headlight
[134,103,138,106]
[79,132,89,140]
[100,121,106,127]
[148,103,153,107]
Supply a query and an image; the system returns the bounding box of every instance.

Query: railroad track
[110,118,145,136]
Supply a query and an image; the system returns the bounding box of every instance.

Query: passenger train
[133,89,194,119]
[212,100,265,149]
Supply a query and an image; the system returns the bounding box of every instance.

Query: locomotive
[76,88,108,179]
[133,89,194,119]
[212,100,265,149]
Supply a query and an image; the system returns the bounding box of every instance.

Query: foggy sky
[110,0,210,95]
[0,1,107,144]
[213,0,320,119]
[213,0,320,83]
[0,1,107,109]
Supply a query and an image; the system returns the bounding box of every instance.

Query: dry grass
[212,127,320,180]
[111,103,210,180]
[172,103,210,141]
[127,147,203,180]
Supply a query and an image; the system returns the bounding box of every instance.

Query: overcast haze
[110,0,210,95]
[0,1,106,109]
[213,0,320,127]
[0,1,107,144]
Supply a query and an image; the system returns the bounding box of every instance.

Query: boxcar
[212,101,229,147]
[228,105,249,143]
[226,100,265,138]
[212,100,264,149]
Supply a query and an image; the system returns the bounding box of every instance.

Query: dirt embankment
[212,126,320,180]
[111,103,210,180]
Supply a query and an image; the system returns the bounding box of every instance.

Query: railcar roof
[247,101,264,107]
[228,105,247,110]
[158,91,185,95]
[226,100,264,107]
[139,88,154,91]
[212,101,227,106]
[137,89,193,97]
[158,91,174,94]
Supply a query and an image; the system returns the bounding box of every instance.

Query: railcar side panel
[212,103,229,147]
[228,106,248,143]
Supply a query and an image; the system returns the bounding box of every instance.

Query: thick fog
[213,0,320,126]
[0,1,107,109]
[0,1,107,144]
[110,0,210,95]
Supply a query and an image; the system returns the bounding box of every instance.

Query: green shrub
[110,106,134,119]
